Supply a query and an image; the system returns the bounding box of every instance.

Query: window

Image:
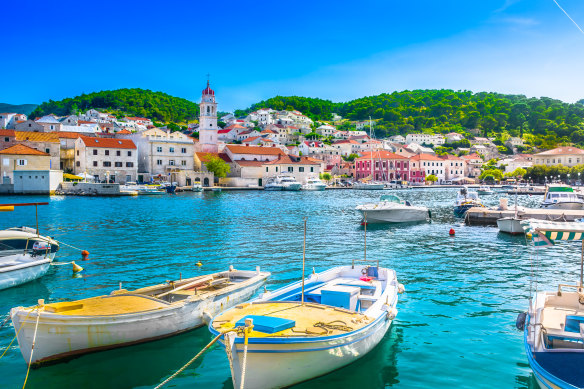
[3,137,8,142]
[169,147,175,153]
[103,161,111,167]
[76,161,80,167]
[276,167,278,172]
[310,167,314,172]
[93,161,98,167]
[93,149,98,155]
[116,150,121,156]
[115,162,123,167]
[299,167,304,172]
[288,167,293,172]
[127,151,132,156]
[156,146,162,152]
[157,160,162,165]
[76,150,79,156]
[17,159,27,166]
[181,160,186,166]
[126,175,131,182]
[266,167,269,172]
[126,162,134,167]
[105,150,110,156]
[181,148,187,153]
[169,160,175,166]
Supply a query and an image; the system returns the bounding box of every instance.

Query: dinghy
[519,220,584,388]
[210,264,401,389]
[11,267,269,366]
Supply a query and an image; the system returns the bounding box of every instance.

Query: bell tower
[199,79,218,153]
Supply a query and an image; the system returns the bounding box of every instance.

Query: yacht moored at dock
[356,194,429,223]
[264,175,301,191]
[454,187,484,217]
[302,177,327,191]
[540,185,584,210]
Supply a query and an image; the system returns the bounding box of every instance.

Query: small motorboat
[477,185,493,195]
[192,183,203,192]
[498,187,523,235]
[264,175,301,191]
[356,194,429,223]
[540,185,584,210]
[519,220,584,388]
[302,177,327,191]
[209,265,402,389]
[0,203,59,290]
[159,182,177,194]
[353,181,385,190]
[454,187,484,217]
[11,267,269,366]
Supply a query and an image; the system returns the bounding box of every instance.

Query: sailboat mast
[369,116,373,181]
[301,217,307,304]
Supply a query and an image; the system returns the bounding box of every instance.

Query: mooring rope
[22,309,41,389]
[0,307,37,360]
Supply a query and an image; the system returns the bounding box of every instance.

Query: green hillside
[0,103,38,115]
[236,91,584,148]
[30,88,199,123]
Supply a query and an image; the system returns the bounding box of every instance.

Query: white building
[0,113,26,129]
[315,124,336,137]
[405,133,445,146]
[74,136,138,183]
[533,147,584,167]
[263,155,323,184]
[410,153,446,182]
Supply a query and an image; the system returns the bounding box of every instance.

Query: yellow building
[533,147,584,167]
[0,144,63,193]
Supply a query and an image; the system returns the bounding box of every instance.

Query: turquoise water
[0,189,579,388]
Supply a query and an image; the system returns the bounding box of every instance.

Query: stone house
[74,136,138,183]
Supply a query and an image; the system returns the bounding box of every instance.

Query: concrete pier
[466,207,584,226]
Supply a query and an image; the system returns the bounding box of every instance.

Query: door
[258,178,263,186]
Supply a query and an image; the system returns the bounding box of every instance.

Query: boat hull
[353,184,385,190]
[282,184,302,191]
[540,202,584,210]
[302,185,326,191]
[497,217,524,235]
[357,208,428,223]
[224,315,393,389]
[11,276,267,366]
[0,256,53,291]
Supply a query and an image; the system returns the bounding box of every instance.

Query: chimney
[246,143,249,147]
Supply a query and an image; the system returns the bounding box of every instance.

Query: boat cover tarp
[235,315,296,334]
[521,219,584,246]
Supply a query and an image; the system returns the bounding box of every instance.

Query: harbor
[0,188,568,388]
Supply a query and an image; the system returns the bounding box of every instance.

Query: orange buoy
[81,250,90,260]
[449,228,455,236]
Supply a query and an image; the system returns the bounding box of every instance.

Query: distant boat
[264,175,301,191]
[477,185,493,195]
[11,267,269,367]
[540,184,584,210]
[454,187,484,217]
[302,177,327,191]
[498,186,523,235]
[353,181,385,190]
[192,183,203,192]
[209,265,401,389]
[356,194,429,223]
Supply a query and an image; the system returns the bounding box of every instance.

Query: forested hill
[30,89,199,123]
[236,90,584,144]
[0,103,38,115]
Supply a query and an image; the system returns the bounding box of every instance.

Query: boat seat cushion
[235,315,296,334]
[565,315,584,333]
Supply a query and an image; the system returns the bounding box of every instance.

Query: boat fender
[398,284,405,294]
[579,293,584,305]
[516,312,527,331]
[196,261,203,267]
[229,265,234,272]
[428,210,432,219]
[202,309,213,325]
[384,307,397,320]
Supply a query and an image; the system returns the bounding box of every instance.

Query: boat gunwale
[12,272,270,321]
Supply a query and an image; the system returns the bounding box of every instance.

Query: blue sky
[3,0,584,111]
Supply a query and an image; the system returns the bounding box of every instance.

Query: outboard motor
[516,312,527,331]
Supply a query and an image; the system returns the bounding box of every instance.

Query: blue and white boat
[519,220,584,389]
[209,264,402,389]
[454,187,484,217]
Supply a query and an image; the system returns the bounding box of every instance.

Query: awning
[521,219,584,246]
[63,173,84,180]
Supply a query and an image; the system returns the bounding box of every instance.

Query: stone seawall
[57,182,122,196]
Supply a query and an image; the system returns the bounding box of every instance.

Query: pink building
[354,150,410,181]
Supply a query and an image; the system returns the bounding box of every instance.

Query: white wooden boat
[11,267,269,366]
[210,265,401,389]
[454,187,484,217]
[497,217,524,234]
[519,220,584,388]
[353,182,385,190]
[192,183,203,192]
[477,185,493,195]
[356,194,429,223]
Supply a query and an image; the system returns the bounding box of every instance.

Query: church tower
[199,79,218,153]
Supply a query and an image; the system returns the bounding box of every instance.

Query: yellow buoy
[195,261,203,267]
[72,261,84,273]
[0,206,14,212]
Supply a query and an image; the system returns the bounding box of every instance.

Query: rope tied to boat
[313,320,353,334]
[22,307,42,389]
[0,305,38,361]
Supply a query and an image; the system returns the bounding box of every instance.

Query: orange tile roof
[243,136,261,142]
[461,153,482,160]
[263,155,322,165]
[536,147,584,156]
[0,129,15,137]
[80,136,136,149]
[409,153,442,161]
[225,144,285,156]
[117,129,132,134]
[439,154,463,160]
[235,160,266,167]
[14,131,59,143]
[51,131,84,139]
[356,150,406,160]
[0,144,49,156]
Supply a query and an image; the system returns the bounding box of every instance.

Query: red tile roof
[51,131,84,139]
[409,153,442,161]
[439,154,463,160]
[536,147,584,156]
[0,144,49,156]
[243,136,261,142]
[117,129,132,134]
[80,136,136,149]
[225,144,285,156]
[195,152,232,163]
[263,155,322,165]
[234,160,266,167]
[0,129,15,137]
